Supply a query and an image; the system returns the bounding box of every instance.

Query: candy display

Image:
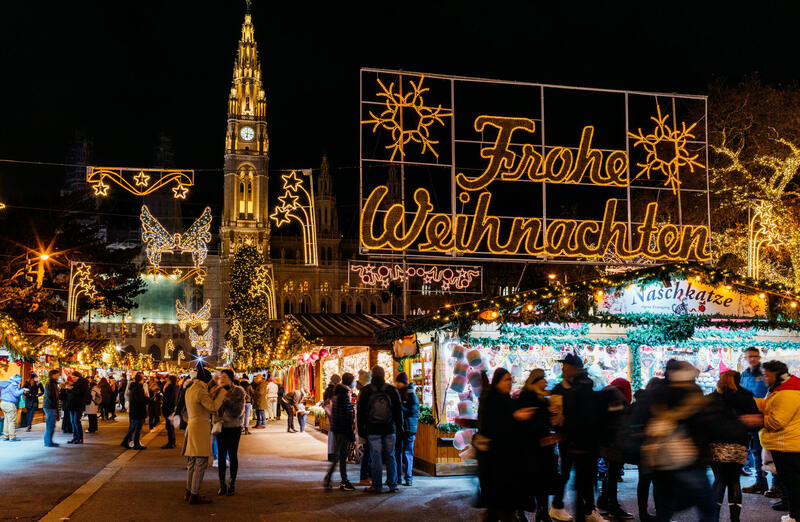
[451,344,466,360]
[466,348,482,367]
[453,360,469,377]
[450,374,467,393]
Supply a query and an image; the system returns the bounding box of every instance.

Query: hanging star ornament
[134,171,150,187]
[172,184,189,199]
[93,181,110,196]
[282,171,303,192]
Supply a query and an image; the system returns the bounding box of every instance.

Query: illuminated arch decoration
[250,265,277,319]
[67,262,99,322]
[176,299,211,331]
[748,201,786,280]
[270,171,318,265]
[627,105,704,194]
[361,75,452,161]
[87,167,193,198]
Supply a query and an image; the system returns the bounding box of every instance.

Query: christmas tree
[224,246,272,367]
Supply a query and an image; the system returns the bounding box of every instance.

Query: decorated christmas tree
[224,246,271,368]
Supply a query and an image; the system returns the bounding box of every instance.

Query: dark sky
[1,1,800,231]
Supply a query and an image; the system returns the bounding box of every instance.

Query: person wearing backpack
[356,365,403,493]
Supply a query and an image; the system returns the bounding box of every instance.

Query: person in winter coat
[122,373,148,449]
[118,374,128,412]
[477,368,534,521]
[283,389,304,433]
[324,372,356,491]
[323,375,342,460]
[754,360,800,522]
[183,366,227,505]
[148,379,163,429]
[625,378,665,522]
[107,377,118,420]
[708,370,760,522]
[43,369,61,447]
[357,365,403,492]
[515,368,559,521]
[85,380,102,433]
[740,347,771,494]
[98,377,111,420]
[213,369,245,496]
[394,372,419,487]
[161,375,180,448]
[266,378,279,421]
[21,373,43,431]
[59,381,72,434]
[550,353,605,522]
[643,360,746,522]
[597,378,633,520]
[1,374,27,441]
[251,374,267,428]
[66,372,89,444]
[276,379,285,420]
[239,378,253,434]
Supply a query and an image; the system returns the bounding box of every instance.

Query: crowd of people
[475,348,800,522]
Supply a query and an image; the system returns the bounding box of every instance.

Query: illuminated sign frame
[348,260,483,294]
[359,68,711,265]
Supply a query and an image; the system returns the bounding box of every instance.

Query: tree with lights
[224,246,272,367]
[709,75,800,289]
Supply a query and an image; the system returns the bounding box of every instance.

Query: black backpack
[367,384,392,425]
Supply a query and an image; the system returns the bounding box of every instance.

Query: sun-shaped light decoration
[627,104,704,194]
[362,75,452,161]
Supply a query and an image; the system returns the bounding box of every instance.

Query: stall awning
[287,313,406,346]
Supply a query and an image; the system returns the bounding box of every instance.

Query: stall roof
[25,334,112,351]
[287,313,406,346]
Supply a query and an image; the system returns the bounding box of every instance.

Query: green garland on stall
[375,262,800,343]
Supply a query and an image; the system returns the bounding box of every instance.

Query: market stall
[377,262,800,476]
[271,313,404,430]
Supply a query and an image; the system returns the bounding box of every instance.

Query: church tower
[220,7,270,259]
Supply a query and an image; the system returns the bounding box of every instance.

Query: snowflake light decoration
[362,75,452,161]
[628,104,704,194]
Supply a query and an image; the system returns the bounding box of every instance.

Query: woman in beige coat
[182,366,226,505]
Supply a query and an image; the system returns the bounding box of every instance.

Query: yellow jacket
[755,375,800,453]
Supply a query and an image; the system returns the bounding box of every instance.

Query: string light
[87,167,193,199]
[349,262,481,292]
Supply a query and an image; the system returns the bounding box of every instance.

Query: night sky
[2,1,800,238]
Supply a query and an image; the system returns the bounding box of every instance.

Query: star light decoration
[269,170,318,265]
[362,75,452,161]
[67,262,99,322]
[87,167,194,199]
[627,105,704,194]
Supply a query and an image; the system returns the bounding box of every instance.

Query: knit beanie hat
[395,371,409,385]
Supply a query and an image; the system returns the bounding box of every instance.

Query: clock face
[240,126,255,141]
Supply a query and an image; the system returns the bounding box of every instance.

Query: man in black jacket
[43,369,61,447]
[550,353,604,522]
[66,372,89,444]
[324,372,356,491]
[161,375,180,449]
[394,372,419,487]
[356,365,403,493]
[118,374,128,412]
[121,374,148,450]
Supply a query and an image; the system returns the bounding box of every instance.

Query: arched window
[149,344,162,362]
[340,300,348,313]
[284,299,291,315]
[369,302,377,314]
[320,248,326,263]
[246,178,254,216]
[328,247,333,264]
[355,301,362,314]
[299,296,310,313]
[172,345,184,361]
[238,181,246,215]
